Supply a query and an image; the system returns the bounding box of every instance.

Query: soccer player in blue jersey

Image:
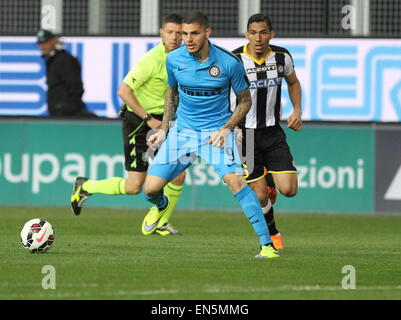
[141,12,279,258]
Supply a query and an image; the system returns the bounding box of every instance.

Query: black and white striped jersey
[230,44,294,129]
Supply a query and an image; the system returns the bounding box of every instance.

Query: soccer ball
[20,218,55,253]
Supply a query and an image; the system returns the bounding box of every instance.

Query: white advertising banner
[1,36,401,121]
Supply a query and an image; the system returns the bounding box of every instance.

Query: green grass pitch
[0,206,400,300]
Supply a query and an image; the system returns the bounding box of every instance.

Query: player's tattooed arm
[223,88,251,130]
[147,86,178,148]
[210,88,251,148]
[161,85,179,133]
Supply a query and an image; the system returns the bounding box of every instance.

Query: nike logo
[37,229,47,243]
[144,221,159,232]
[178,67,186,71]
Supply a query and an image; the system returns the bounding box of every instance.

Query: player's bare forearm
[287,80,302,131]
[285,71,302,114]
[223,88,251,131]
[285,71,303,131]
[161,86,178,132]
[288,81,302,113]
[117,83,148,119]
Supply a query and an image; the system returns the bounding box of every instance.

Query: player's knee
[125,184,142,195]
[143,183,159,198]
[125,179,143,195]
[279,186,297,198]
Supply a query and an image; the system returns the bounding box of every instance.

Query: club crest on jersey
[208,66,221,77]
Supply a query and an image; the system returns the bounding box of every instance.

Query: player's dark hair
[162,13,183,26]
[247,13,273,31]
[182,11,209,28]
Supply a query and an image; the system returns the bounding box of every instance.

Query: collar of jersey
[244,44,272,65]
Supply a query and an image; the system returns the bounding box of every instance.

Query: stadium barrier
[1,118,399,215]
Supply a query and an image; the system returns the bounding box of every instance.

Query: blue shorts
[147,127,243,181]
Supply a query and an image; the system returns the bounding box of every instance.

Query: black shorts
[121,108,163,172]
[239,125,297,182]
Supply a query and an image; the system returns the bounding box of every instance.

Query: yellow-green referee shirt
[123,43,168,115]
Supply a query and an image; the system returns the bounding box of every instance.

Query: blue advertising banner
[1,37,401,121]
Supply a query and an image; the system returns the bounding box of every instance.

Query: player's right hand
[147,129,166,150]
[287,109,302,131]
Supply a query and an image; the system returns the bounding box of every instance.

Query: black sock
[265,173,276,188]
[264,207,279,235]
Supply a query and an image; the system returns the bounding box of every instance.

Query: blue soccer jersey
[147,42,273,249]
[166,42,249,130]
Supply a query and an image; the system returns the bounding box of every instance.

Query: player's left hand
[209,128,232,149]
[287,110,302,131]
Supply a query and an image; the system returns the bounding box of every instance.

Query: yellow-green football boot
[141,202,170,235]
[255,243,280,259]
[70,177,91,215]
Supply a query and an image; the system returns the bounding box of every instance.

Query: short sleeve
[166,54,177,87]
[230,60,249,93]
[123,54,155,92]
[284,53,295,77]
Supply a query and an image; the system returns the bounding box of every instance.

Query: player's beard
[188,38,207,56]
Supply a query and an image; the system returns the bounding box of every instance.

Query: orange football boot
[271,234,284,250]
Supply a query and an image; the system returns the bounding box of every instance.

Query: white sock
[262,199,272,214]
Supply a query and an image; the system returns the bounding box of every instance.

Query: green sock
[158,182,183,226]
[82,177,127,195]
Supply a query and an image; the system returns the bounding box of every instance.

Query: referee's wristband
[143,113,153,122]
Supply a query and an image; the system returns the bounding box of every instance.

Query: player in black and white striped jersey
[231,13,302,249]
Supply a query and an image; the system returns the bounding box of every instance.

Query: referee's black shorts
[120,108,163,172]
[239,125,297,183]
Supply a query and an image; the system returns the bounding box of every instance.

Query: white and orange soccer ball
[20,218,55,253]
